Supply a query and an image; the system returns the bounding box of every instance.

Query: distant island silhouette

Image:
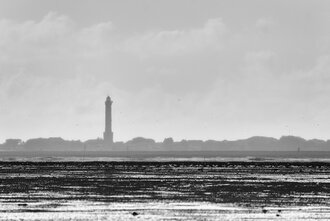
[1,96,330,153]
[1,135,330,152]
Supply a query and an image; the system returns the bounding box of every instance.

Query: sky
[1,0,330,142]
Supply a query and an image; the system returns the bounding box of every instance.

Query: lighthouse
[103,96,114,146]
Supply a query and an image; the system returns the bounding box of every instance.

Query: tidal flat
[0,161,329,220]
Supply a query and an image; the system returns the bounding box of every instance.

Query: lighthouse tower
[103,96,114,146]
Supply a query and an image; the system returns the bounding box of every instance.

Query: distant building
[103,96,114,146]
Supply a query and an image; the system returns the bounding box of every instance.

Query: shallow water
[0,161,329,220]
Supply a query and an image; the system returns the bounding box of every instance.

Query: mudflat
[0,161,329,220]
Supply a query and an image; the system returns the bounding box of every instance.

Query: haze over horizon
[1,0,330,143]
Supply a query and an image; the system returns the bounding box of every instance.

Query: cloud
[0,12,72,43]
[0,12,74,64]
[255,18,276,34]
[123,18,227,58]
[0,11,116,70]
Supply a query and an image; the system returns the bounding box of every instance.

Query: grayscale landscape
[1,0,330,220]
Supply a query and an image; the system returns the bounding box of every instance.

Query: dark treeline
[0,136,330,151]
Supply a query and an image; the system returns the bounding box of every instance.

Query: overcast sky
[1,0,330,142]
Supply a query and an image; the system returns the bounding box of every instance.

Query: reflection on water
[0,161,329,220]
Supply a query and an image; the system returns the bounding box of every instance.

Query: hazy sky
[1,0,330,142]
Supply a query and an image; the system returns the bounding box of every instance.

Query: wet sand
[0,161,329,220]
